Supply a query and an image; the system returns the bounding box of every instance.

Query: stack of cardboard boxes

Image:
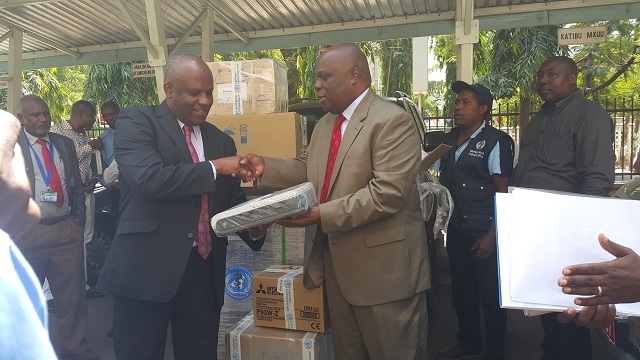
[207,59,333,358]
[226,265,333,359]
[207,59,288,116]
[205,59,308,187]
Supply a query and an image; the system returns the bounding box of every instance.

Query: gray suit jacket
[18,130,86,229]
[260,90,430,306]
[98,101,264,306]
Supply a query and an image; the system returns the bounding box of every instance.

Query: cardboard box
[252,265,329,333]
[207,59,288,116]
[207,112,306,158]
[206,112,307,187]
[226,314,334,360]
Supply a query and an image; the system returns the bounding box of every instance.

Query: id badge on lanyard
[28,136,60,203]
[40,191,58,203]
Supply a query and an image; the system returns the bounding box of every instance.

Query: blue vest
[440,125,507,236]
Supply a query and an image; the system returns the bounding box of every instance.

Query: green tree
[20,67,86,122]
[280,48,302,101]
[83,62,157,109]
[294,42,375,102]
[216,50,284,62]
[374,39,413,96]
[431,33,490,120]
[479,25,565,129]
[296,46,321,100]
[423,80,448,116]
[572,20,640,101]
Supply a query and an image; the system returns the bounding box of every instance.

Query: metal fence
[424,97,640,182]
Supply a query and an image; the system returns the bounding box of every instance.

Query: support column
[202,7,216,62]
[455,0,478,83]
[145,0,168,102]
[7,29,22,114]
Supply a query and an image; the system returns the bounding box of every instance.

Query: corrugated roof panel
[164,0,205,38]
[218,0,272,31]
[272,0,307,27]
[0,0,630,69]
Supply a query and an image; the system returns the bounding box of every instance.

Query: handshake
[211,153,265,183]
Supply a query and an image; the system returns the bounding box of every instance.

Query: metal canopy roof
[0,0,637,71]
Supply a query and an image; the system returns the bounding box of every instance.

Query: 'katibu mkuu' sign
[558,26,607,46]
[131,62,156,78]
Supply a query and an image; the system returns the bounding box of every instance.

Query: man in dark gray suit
[16,94,100,360]
[97,54,266,359]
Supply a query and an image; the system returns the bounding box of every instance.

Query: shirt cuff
[248,231,266,241]
[209,161,217,180]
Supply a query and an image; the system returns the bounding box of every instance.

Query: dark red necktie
[319,114,346,203]
[36,139,64,207]
[183,125,212,259]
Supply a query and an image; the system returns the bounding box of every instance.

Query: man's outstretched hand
[237,153,265,182]
[211,154,263,182]
[558,233,640,306]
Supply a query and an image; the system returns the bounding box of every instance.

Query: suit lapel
[326,90,373,194]
[156,101,193,163]
[48,133,79,212]
[17,132,36,198]
[200,123,218,160]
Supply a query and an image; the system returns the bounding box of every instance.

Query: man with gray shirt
[512,56,615,360]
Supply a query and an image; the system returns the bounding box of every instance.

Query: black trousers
[447,229,507,359]
[540,312,592,360]
[112,248,221,360]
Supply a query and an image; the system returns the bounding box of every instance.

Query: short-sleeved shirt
[98,128,115,167]
[50,121,93,183]
[433,122,513,176]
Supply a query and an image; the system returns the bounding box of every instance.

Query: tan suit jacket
[260,90,430,306]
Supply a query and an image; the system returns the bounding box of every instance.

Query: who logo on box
[225,265,253,299]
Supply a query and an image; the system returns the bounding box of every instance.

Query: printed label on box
[253,265,328,332]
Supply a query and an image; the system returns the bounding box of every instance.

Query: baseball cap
[451,81,494,110]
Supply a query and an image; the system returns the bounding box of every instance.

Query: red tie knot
[183,125,193,136]
[36,138,48,146]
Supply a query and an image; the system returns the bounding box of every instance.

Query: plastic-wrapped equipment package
[417,170,454,238]
[211,182,318,236]
[415,144,454,239]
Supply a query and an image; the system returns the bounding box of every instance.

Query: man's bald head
[323,43,372,86]
[536,55,578,103]
[163,54,214,126]
[314,43,372,114]
[17,94,46,117]
[164,54,209,85]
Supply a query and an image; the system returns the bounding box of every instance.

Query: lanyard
[26,135,55,190]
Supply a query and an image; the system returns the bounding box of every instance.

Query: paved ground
[48,226,618,359]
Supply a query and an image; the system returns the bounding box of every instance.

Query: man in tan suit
[242,43,429,360]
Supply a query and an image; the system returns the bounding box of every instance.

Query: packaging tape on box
[265,266,304,329]
[229,313,324,360]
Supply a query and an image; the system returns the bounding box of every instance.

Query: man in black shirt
[512,56,615,360]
